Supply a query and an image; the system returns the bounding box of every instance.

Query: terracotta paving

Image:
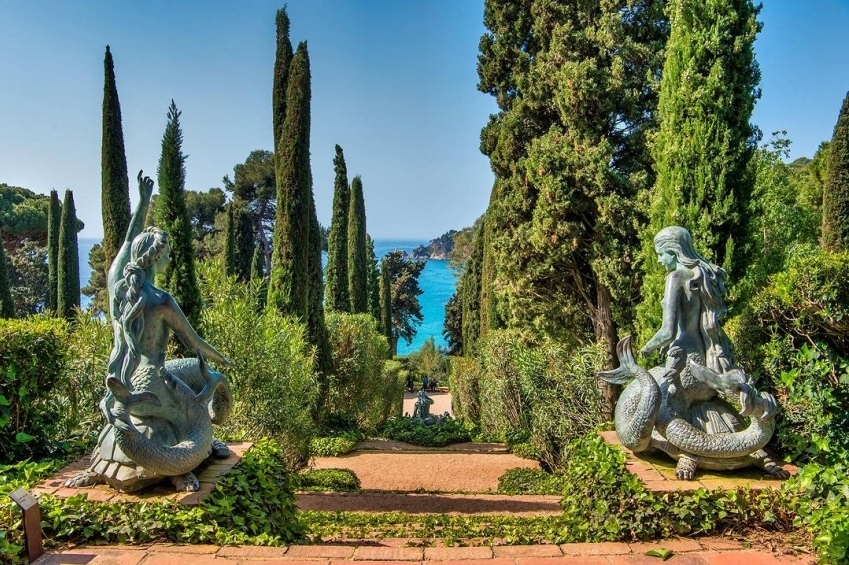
[34,538,815,564]
[599,431,797,493]
[30,443,253,505]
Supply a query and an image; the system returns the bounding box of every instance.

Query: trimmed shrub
[497,467,566,495]
[0,318,67,463]
[309,435,357,457]
[198,260,318,469]
[447,356,481,423]
[381,416,471,447]
[298,468,360,492]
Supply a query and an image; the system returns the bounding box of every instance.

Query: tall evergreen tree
[383,251,425,354]
[478,0,667,372]
[637,0,761,341]
[0,240,15,318]
[822,91,849,252]
[347,175,368,313]
[100,45,131,268]
[307,179,333,407]
[324,144,351,311]
[47,189,61,315]
[273,7,293,156]
[268,42,312,319]
[366,235,381,322]
[224,204,236,276]
[233,205,255,282]
[460,224,484,356]
[156,100,202,329]
[57,190,80,319]
[379,257,394,357]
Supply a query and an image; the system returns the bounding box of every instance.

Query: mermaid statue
[66,172,234,493]
[599,226,789,480]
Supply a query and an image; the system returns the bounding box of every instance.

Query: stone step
[296,491,562,516]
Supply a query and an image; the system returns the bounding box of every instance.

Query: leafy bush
[309,435,357,457]
[786,463,849,564]
[509,442,537,460]
[198,261,318,469]
[1,458,64,563]
[405,337,447,385]
[478,331,608,470]
[325,312,399,433]
[381,416,471,447]
[298,468,360,492]
[447,356,481,423]
[497,467,566,495]
[0,318,67,463]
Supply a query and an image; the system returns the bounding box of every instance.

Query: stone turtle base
[31,442,252,505]
[600,430,796,492]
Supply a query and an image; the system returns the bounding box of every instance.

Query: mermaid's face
[152,243,171,274]
[655,243,678,272]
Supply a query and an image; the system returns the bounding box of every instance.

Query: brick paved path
[35,537,814,564]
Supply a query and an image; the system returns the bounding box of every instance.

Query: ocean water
[78,237,455,355]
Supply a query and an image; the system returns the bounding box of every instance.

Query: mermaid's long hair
[106,227,170,388]
[654,226,734,371]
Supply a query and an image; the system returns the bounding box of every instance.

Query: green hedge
[447,356,481,423]
[0,318,67,463]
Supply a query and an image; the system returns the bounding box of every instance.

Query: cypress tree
[251,242,265,282]
[47,189,61,315]
[233,205,255,282]
[379,258,393,356]
[57,190,80,319]
[101,45,131,268]
[273,7,293,155]
[268,42,311,319]
[822,91,849,252]
[224,204,236,276]
[324,144,350,311]
[156,100,202,329]
[460,224,484,356]
[307,181,333,406]
[0,240,14,318]
[638,0,761,341]
[367,235,381,322]
[347,175,368,313]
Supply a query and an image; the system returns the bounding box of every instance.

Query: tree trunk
[592,281,621,421]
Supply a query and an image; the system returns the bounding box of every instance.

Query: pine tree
[367,235,381,322]
[379,258,393,356]
[0,240,15,319]
[233,205,255,282]
[273,7,293,156]
[224,204,236,276]
[822,91,849,252]
[47,189,61,315]
[268,42,312,319]
[347,175,368,313]
[637,0,761,341]
[324,144,350,311]
[100,45,131,268]
[57,190,80,319]
[156,100,202,329]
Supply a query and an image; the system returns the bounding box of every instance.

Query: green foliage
[223,150,276,271]
[379,260,393,355]
[57,190,80,319]
[198,260,318,469]
[268,43,311,320]
[383,251,425,351]
[786,463,849,563]
[822,91,849,252]
[639,0,762,341]
[0,242,14,319]
[232,204,255,282]
[81,242,109,316]
[8,241,47,316]
[406,337,447,385]
[447,356,481,423]
[347,175,368,314]
[325,144,350,312]
[0,318,67,463]
[307,187,333,403]
[0,184,49,248]
[272,7,293,156]
[324,312,398,433]
[497,467,566,495]
[367,235,381,323]
[478,331,607,470]
[298,468,360,492]
[381,417,471,447]
[46,190,60,315]
[442,293,462,356]
[309,435,357,457]
[100,45,131,270]
[156,100,202,331]
[0,458,63,562]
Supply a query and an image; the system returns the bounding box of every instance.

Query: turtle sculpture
[599,227,789,480]
[66,172,233,493]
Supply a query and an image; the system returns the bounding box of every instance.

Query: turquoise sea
[78,237,455,355]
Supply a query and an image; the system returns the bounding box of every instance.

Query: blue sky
[1,1,847,239]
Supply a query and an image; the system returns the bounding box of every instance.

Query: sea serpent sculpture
[598,226,789,480]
